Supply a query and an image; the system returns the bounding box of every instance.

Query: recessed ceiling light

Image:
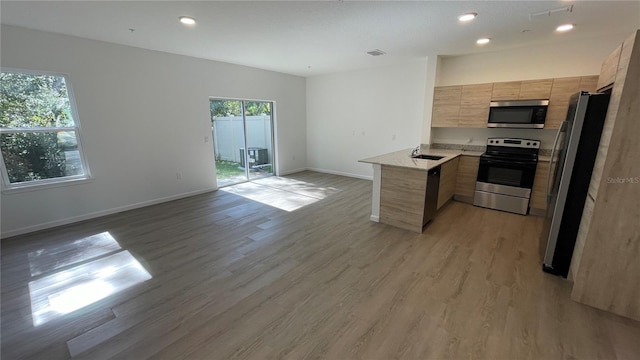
[476,38,491,45]
[179,16,196,25]
[458,13,477,22]
[556,24,574,32]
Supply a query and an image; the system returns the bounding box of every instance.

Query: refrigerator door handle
[546,120,566,200]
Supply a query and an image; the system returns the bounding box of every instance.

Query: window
[0,69,90,190]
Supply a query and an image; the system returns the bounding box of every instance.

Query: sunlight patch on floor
[28,232,122,277]
[27,232,151,327]
[221,176,339,212]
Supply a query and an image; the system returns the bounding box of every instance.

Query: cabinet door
[530,161,550,210]
[579,75,599,93]
[546,77,581,129]
[597,44,621,90]
[545,76,601,129]
[437,158,459,209]
[432,86,461,127]
[454,156,480,200]
[519,79,553,99]
[380,165,427,233]
[459,83,493,127]
[491,81,521,100]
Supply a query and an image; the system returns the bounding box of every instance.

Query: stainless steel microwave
[488,99,549,129]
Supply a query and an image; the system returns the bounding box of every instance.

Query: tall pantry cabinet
[570,30,640,321]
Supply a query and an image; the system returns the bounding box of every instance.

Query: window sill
[1,176,94,194]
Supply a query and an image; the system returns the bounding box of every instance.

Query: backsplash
[429,142,552,156]
[429,143,486,152]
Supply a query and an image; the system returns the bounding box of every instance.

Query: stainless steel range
[474,138,540,215]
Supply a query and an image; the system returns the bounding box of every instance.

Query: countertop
[359,148,483,171]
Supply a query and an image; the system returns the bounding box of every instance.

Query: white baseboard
[278,167,309,176]
[1,187,217,239]
[306,167,373,181]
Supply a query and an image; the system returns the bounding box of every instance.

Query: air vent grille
[367,49,386,56]
[530,5,573,20]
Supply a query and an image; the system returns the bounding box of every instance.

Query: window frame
[0,68,92,192]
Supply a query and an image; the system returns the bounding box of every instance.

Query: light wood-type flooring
[2,171,640,359]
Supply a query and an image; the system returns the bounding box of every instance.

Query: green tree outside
[209,100,271,121]
[0,71,79,183]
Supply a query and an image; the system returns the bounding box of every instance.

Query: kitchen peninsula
[360,148,481,233]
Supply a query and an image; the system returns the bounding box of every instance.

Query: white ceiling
[1,1,639,77]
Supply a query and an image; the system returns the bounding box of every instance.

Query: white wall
[429,33,627,148]
[306,59,428,179]
[0,25,306,237]
[436,33,624,86]
[420,55,439,145]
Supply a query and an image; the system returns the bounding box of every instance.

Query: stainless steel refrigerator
[540,91,610,277]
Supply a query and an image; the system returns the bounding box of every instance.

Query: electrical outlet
[176,172,182,180]
[204,136,209,143]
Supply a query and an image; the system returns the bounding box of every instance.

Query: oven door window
[478,159,537,188]
[487,167,524,187]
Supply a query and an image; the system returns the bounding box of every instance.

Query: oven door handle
[546,120,566,200]
[482,159,537,166]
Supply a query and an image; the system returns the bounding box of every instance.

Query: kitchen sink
[411,154,445,160]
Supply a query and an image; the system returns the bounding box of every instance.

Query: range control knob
[526,142,531,146]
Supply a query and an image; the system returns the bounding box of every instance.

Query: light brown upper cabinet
[546,77,582,129]
[431,85,461,127]
[545,75,600,129]
[433,75,600,129]
[459,83,493,127]
[519,79,553,99]
[491,79,553,100]
[491,81,521,100]
[580,75,599,93]
[597,44,622,90]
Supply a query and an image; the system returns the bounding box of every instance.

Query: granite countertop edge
[359,148,483,171]
[359,142,551,170]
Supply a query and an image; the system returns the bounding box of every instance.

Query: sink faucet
[411,145,421,157]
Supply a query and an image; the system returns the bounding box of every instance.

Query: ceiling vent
[529,5,573,21]
[367,49,386,56]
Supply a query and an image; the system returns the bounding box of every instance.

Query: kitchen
[360,30,640,323]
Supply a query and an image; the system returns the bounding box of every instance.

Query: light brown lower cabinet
[453,155,480,203]
[530,160,551,212]
[437,157,459,209]
[379,165,428,233]
[379,157,464,233]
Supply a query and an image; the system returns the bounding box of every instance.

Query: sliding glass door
[210,99,274,187]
